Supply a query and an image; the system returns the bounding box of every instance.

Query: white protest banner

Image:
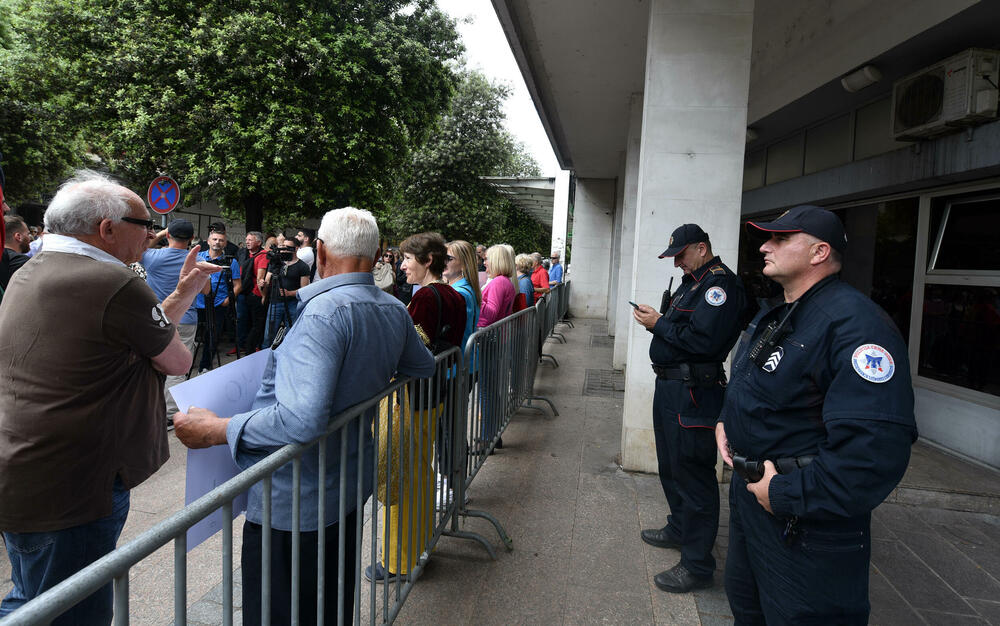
[169,349,270,551]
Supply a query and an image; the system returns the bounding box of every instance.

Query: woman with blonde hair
[477,244,516,328]
[443,240,481,350]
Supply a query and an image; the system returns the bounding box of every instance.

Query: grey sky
[435,0,560,177]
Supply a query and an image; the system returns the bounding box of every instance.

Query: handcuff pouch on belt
[651,363,726,388]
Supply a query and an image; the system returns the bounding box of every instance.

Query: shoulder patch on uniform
[851,344,894,383]
[709,266,725,274]
[705,286,727,306]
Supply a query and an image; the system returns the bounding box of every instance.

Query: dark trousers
[244,294,266,353]
[242,511,358,626]
[198,305,227,371]
[725,476,871,625]
[235,294,249,347]
[651,379,719,579]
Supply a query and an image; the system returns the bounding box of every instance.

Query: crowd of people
[0,169,567,624]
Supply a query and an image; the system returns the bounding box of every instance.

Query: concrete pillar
[613,93,644,369]
[606,159,626,337]
[620,0,754,473]
[550,170,571,257]
[567,178,615,319]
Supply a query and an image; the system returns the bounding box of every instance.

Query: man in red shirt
[530,252,550,298]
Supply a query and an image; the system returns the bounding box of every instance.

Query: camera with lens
[206,254,236,268]
[265,244,293,270]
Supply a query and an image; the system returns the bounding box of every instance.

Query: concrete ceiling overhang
[492,0,649,179]
[483,176,569,231]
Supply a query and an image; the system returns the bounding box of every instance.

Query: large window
[919,193,1000,397]
[736,199,918,338]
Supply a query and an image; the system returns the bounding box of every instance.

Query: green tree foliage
[6,0,462,228]
[387,68,549,251]
[0,1,87,203]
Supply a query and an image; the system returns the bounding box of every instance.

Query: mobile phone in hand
[628,301,640,309]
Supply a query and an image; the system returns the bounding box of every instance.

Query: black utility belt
[651,362,725,388]
[732,453,815,484]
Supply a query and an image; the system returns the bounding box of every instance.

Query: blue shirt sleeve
[226,309,350,463]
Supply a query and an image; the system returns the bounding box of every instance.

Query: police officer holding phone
[632,223,745,593]
[716,206,917,624]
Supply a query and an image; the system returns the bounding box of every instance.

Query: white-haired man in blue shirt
[175,206,435,626]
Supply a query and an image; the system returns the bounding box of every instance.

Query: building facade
[494,0,1000,469]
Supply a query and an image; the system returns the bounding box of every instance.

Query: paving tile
[893,529,1000,602]
[966,599,1000,625]
[561,587,654,625]
[873,502,936,535]
[934,523,1000,582]
[918,609,988,625]
[871,538,977,615]
[868,565,924,626]
[694,584,733,617]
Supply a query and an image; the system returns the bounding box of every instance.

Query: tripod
[191,265,241,375]
[264,262,296,349]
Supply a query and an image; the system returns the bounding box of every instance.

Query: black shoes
[653,563,713,593]
[641,528,681,550]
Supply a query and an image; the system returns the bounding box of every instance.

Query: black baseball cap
[659,224,709,258]
[746,205,847,252]
[167,218,194,239]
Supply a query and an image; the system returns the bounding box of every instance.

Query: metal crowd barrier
[4,304,568,625]
[555,280,573,328]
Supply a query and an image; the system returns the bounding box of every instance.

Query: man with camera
[262,237,310,347]
[716,206,916,624]
[196,230,241,373]
[632,223,745,593]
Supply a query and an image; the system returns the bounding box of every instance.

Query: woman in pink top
[477,244,516,328]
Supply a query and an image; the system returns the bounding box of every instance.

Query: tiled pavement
[2,319,999,624]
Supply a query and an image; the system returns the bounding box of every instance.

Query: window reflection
[919,284,1000,396]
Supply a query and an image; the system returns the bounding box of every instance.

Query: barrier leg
[523,395,559,417]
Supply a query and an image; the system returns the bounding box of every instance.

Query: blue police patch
[851,344,894,383]
[705,286,727,306]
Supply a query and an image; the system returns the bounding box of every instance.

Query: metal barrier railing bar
[4,301,568,625]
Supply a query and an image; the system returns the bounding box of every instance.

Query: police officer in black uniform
[633,224,745,593]
[716,206,917,624]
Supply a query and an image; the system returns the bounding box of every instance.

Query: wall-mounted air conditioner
[891,48,1000,141]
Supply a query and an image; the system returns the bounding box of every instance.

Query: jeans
[1,478,130,625]
[264,299,298,349]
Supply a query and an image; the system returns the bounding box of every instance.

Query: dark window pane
[919,284,1000,396]
[871,199,918,341]
[933,198,1000,271]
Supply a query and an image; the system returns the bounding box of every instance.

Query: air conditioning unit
[892,48,1000,141]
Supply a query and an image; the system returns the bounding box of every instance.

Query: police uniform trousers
[725,474,871,625]
[651,377,718,579]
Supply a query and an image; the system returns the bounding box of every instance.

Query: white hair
[44,170,135,235]
[317,206,379,258]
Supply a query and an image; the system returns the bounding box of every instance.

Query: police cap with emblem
[746,205,847,253]
[659,223,710,258]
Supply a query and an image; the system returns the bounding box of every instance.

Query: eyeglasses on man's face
[120,216,156,231]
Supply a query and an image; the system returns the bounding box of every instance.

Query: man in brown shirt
[0,171,218,624]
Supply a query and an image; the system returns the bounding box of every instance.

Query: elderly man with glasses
[0,171,219,623]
